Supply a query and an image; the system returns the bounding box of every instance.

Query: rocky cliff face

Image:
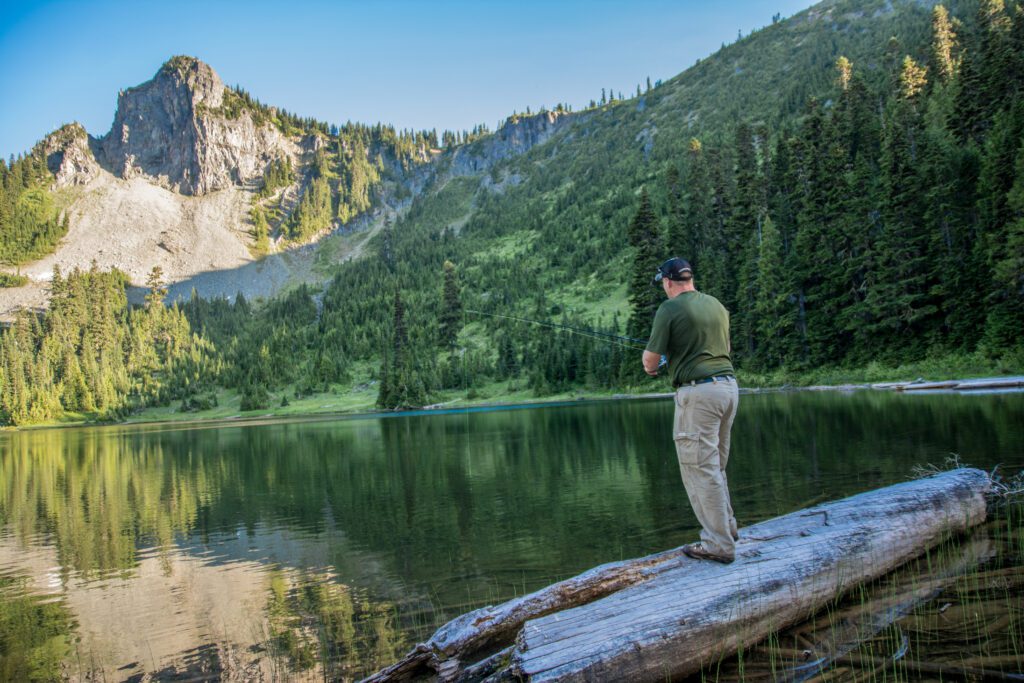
[42,123,100,187]
[2,56,585,318]
[449,110,577,176]
[94,56,295,195]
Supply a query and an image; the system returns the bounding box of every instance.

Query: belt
[676,374,735,389]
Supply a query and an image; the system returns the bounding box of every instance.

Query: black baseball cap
[652,257,693,285]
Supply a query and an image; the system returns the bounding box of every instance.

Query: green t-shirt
[646,290,735,386]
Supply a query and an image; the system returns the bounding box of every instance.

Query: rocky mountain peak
[94,56,294,196]
[42,123,100,187]
[156,55,226,109]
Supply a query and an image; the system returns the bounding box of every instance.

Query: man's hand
[642,350,662,376]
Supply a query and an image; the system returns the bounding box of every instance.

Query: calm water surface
[1,390,1022,680]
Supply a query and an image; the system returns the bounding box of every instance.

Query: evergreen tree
[868,56,938,355]
[377,289,427,409]
[980,102,1024,349]
[682,139,714,266]
[729,123,767,359]
[792,98,847,365]
[703,145,734,301]
[626,188,662,340]
[751,217,794,368]
[930,5,958,85]
[145,266,167,309]
[955,0,1013,140]
[665,165,687,257]
[439,260,463,349]
[252,206,271,255]
[833,65,881,354]
[986,137,1024,349]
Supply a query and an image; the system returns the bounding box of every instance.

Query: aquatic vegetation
[698,498,1024,682]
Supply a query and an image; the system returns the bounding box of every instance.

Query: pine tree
[665,165,688,257]
[930,5,958,85]
[682,139,714,265]
[751,217,794,368]
[380,219,396,272]
[702,146,734,301]
[833,65,881,354]
[955,0,1013,140]
[439,260,462,349]
[979,102,1024,349]
[377,289,427,409]
[985,137,1024,349]
[868,56,938,355]
[729,123,766,359]
[145,266,167,309]
[252,206,271,255]
[626,188,662,340]
[836,56,853,91]
[792,98,847,365]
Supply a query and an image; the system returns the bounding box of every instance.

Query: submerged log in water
[363,468,992,683]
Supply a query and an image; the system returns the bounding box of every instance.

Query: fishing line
[464,309,649,352]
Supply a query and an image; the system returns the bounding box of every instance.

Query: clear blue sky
[0,0,816,159]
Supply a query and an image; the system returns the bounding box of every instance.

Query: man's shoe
[682,542,734,564]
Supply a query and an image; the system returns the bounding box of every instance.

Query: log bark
[504,468,990,682]
[362,468,991,683]
[361,545,692,681]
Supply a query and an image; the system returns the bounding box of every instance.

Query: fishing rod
[465,309,646,349]
[465,309,667,366]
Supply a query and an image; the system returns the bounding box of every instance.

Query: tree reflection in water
[0,391,1021,678]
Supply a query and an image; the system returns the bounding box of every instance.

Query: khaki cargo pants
[673,377,739,557]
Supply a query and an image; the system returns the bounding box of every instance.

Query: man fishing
[642,257,739,564]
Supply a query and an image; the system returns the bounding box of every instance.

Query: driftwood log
[362,468,992,682]
[878,376,1024,391]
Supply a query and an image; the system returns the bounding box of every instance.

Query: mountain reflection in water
[1,390,1022,680]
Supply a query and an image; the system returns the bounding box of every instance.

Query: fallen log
[362,546,693,681]
[954,377,1024,391]
[362,468,992,682]
[898,380,961,391]
[873,376,1024,392]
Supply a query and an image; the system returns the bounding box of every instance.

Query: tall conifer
[626,188,662,340]
[439,260,462,349]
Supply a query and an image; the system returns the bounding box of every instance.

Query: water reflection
[0,390,1022,679]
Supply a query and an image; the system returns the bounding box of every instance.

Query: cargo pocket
[674,430,700,466]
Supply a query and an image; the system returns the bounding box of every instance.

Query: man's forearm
[642,350,661,376]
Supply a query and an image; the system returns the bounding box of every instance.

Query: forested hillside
[2,0,1022,425]
[0,55,492,309]
[0,151,68,267]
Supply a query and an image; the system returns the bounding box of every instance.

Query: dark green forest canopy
[2,0,1023,423]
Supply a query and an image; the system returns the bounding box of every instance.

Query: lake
[1,389,1022,681]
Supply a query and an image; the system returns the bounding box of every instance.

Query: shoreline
[7,374,1024,434]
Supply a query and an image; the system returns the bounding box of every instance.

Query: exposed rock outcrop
[94,56,295,195]
[42,123,100,187]
[1,57,584,319]
[449,110,576,176]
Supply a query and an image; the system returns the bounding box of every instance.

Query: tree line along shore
[2,2,1023,427]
